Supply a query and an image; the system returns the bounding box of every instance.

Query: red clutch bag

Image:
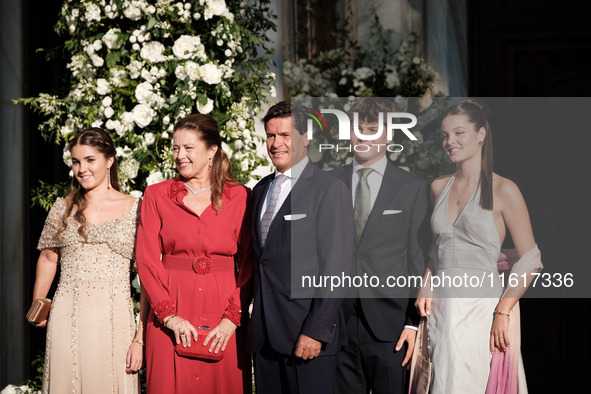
[175,315,225,361]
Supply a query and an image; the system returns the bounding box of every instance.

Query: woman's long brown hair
[57,128,119,241]
[173,114,233,214]
[443,99,494,210]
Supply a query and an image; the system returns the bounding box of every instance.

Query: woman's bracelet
[494,310,511,320]
[132,339,144,346]
[163,314,176,326]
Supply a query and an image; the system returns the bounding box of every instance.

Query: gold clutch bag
[408,317,433,394]
[26,299,51,324]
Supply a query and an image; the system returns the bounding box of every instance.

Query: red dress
[136,177,253,393]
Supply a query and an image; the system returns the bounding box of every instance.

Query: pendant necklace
[185,182,212,196]
[87,191,112,212]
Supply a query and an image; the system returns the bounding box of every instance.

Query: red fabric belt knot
[192,256,212,274]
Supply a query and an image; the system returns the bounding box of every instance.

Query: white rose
[102,28,122,50]
[172,35,202,60]
[205,0,228,19]
[198,63,223,85]
[161,131,170,139]
[91,119,103,128]
[146,171,165,185]
[135,82,154,104]
[90,54,104,67]
[185,61,199,81]
[162,115,170,125]
[62,147,72,167]
[221,141,232,158]
[102,96,112,106]
[104,106,115,118]
[124,5,142,20]
[140,41,166,63]
[196,97,214,114]
[85,4,101,22]
[92,40,102,51]
[132,104,155,128]
[96,78,110,95]
[144,132,156,145]
[116,146,124,157]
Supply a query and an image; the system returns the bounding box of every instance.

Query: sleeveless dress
[37,197,140,394]
[428,176,527,393]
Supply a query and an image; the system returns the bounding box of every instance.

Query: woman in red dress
[136,114,253,393]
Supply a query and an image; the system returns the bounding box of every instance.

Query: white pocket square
[284,214,307,221]
[383,210,402,215]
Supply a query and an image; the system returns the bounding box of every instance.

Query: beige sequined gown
[37,197,140,394]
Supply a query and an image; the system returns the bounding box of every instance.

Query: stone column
[0,0,26,387]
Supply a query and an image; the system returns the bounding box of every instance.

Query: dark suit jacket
[247,161,355,356]
[332,161,430,342]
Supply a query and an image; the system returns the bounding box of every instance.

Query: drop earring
[209,157,213,167]
[107,167,111,189]
[478,140,483,146]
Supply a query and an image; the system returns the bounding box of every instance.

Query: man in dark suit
[332,98,430,393]
[248,101,354,393]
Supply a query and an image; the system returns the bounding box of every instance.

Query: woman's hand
[34,319,48,328]
[165,316,198,348]
[490,311,511,352]
[126,341,143,373]
[203,318,237,354]
[415,297,432,317]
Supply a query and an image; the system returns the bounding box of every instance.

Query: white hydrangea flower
[102,28,122,50]
[140,41,166,63]
[132,104,155,128]
[120,157,140,179]
[196,97,214,114]
[96,78,111,95]
[198,63,223,85]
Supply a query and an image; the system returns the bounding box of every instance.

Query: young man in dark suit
[332,98,430,393]
[248,101,354,393]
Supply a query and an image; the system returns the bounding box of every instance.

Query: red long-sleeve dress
[136,177,253,393]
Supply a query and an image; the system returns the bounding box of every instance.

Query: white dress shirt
[260,156,309,221]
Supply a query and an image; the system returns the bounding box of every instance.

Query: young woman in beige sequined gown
[30,129,144,393]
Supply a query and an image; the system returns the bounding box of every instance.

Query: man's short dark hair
[348,98,396,124]
[262,101,307,135]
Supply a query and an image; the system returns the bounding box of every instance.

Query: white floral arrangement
[284,16,454,180]
[1,385,41,394]
[19,0,276,210]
